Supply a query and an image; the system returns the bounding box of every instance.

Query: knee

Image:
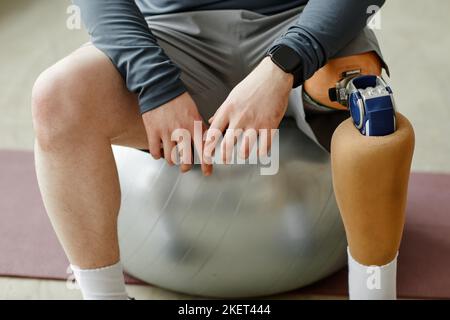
[332,113,415,159]
[32,61,95,150]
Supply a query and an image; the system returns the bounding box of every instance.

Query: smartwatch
[266,44,303,88]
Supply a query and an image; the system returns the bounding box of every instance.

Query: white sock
[347,247,397,300]
[70,261,129,300]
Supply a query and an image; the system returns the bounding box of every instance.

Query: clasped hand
[142,57,293,176]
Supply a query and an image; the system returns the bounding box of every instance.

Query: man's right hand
[142,92,212,176]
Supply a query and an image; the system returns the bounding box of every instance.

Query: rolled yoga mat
[0,149,449,299]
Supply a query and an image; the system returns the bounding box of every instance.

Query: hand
[142,92,211,175]
[204,57,294,164]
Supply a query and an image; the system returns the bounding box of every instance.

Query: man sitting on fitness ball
[32,0,414,300]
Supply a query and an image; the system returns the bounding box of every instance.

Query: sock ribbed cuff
[347,247,398,300]
[70,261,128,300]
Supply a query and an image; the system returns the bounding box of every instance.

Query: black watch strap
[267,45,303,88]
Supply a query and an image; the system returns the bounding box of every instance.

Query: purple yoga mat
[1,150,449,298]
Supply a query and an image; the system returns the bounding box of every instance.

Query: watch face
[273,45,301,72]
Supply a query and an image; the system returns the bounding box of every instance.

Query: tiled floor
[0,0,449,299]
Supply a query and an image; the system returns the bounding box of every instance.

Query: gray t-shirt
[73,0,385,114]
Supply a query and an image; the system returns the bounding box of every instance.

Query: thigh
[145,9,303,121]
[155,37,230,122]
[147,13,233,121]
[62,44,148,149]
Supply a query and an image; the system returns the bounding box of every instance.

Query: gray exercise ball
[114,119,347,298]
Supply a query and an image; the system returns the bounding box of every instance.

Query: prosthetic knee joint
[329,72,396,137]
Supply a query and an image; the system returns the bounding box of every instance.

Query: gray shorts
[146,6,386,150]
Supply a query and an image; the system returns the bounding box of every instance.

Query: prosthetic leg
[332,111,414,299]
[304,52,415,299]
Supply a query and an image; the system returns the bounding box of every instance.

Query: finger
[178,134,193,173]
[204,108,229,162]
[239,128,258,160]
[221,124,243,164]
[179,153,192,173]
[194,123,214,176]
[191,120,213,176]
[208,109,219,124]
[203,128,221,165]
[175,126,190,171]
[162,135,176,166]
[258,128,276,157]
[147,134,162,160]
[170,124,193,172]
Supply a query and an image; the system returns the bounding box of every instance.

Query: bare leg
[32,45,148,269]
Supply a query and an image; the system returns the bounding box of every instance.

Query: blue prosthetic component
[347,75,396,136]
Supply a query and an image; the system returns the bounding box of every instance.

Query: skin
[32,44,410,270]
[205,57,293,167]
[33,45,211,268]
